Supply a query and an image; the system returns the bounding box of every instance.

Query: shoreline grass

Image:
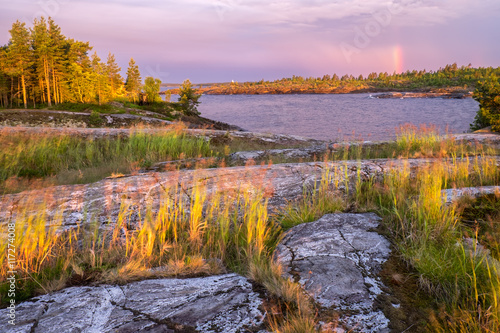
[0,126,213,194]
[1,122,498,195]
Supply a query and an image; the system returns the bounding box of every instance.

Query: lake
[196,93,479,141]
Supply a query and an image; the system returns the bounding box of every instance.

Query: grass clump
[0,126,212,193]
[354,154,500,331]
[329,123,498,162]
[270,131,500,330]
[275,166,346,230]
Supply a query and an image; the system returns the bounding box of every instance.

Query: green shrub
[471,75,500,132]
[88,110,103,127]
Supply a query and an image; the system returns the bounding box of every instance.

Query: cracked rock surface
[229,145,327,162]
[274,213,392,332]
[0,273,266,333]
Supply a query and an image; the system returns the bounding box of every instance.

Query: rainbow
[393,45,403,74]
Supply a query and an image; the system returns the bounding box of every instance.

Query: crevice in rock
[110,300,197,333]
[89,300,99,329]
[291,168,308,185]
[283,243,301,283]
[338,229,371,278]
[29,302,49,333]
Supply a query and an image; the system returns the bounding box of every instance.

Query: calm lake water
[196,94,479,141]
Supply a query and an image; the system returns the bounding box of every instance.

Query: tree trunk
[21,67,27,109]
[51,60,58,105]
[44,58,52,107]
[40,79,45,104]
[32,86,36,108]
[17,79,20,107]
[10,77,13,108]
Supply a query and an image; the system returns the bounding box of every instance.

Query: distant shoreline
[161,86,473,98]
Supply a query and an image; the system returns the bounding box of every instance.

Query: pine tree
[0,47,10,108]
[125,58,141,103]
[66,40,92,103]
[178,79,201,115]
[7,21,31,108]
[47,17,66,104]
[106,53,123,99]
[31,17,53,106]
[91,52,107,105]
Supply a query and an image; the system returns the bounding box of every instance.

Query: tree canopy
[0,17,126,108]
[143,76,162,104]
[125,58,141,103]
[471,75,500,131]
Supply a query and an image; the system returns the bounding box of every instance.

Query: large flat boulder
[0,273,266,333]
[274,213,392,332]
[2,157,499,233]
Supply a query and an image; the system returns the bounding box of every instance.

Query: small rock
[442,186,500,204]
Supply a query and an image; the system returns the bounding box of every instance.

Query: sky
[1,0,500,83]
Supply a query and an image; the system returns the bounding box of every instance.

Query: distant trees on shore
[246,64,500,91]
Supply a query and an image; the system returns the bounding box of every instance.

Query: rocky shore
[1,125,499,332]
[372,91,473,99]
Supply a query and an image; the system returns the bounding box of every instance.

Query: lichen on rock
[274,213,392,332]
[0,273,266,333]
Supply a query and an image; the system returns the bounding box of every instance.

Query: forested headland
[196,64,500,96]
[0,17,203,118]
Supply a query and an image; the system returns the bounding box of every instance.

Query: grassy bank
[1,126,500,331]
[0,126,212,193]
[0,125,314,194]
